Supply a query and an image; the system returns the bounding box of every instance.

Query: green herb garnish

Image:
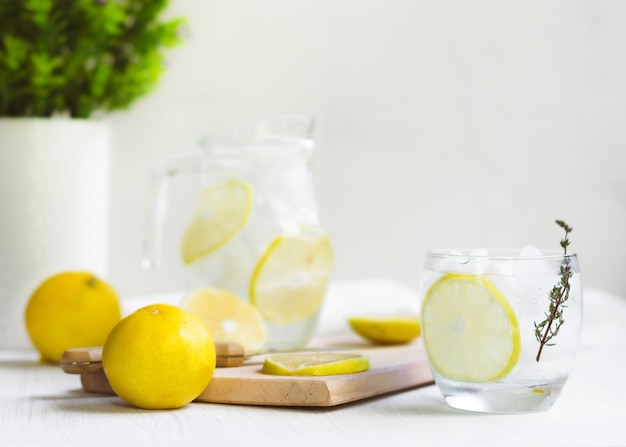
[534,220,573,362]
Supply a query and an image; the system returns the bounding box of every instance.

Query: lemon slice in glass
[180,178,253,264]
[421,273,521,382]
[348,315,421,344]
[249,225,333,324]
[262,352,369,376]
[182,287,268,354]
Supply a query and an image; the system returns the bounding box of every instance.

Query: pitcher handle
[141,150,203,269]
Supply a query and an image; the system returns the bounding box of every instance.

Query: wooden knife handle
[60,346,104,374]
[61,341,245,375]
[214,341,245,367]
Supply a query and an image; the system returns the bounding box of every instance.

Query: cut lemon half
[180,178,253,264]
[421,273,521,382]
[249,225,333,324]
[262,352,369,376]
[348,315,421,344]
[182,287,267,354]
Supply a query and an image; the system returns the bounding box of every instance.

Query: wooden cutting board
[66,335,433,407]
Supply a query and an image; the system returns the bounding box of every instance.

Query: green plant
[0,0,184,118]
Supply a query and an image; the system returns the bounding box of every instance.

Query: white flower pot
[0,118,110,349]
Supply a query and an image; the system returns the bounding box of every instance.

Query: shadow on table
[31,389,157,414]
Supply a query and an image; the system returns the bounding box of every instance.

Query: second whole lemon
[102,304,216,410]
[24,271,121,363]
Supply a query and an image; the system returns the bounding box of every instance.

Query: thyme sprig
[534,220,573,362]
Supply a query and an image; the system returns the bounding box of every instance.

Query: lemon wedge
[348,315,421,344]
[182,287,268,354]
[421,273,521,382]
[180,178,253,264]
[249,225,333,324]
[262,352,370,376]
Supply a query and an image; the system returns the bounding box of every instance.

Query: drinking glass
[420,248,583,413]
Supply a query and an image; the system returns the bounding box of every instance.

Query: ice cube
[519,245,543,257]
[517,245,556,277]
[467,248,490,274]
[439,250,469,272]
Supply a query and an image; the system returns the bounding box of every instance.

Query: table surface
[1,279,625,447]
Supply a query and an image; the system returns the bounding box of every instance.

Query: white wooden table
[1,280,625,446]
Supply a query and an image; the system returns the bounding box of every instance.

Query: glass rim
[425,248,577,261]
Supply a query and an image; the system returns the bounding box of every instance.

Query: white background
[105,0,626,300]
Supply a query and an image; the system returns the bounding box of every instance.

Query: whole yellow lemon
[24,271,122,363]
[102,304,216,410]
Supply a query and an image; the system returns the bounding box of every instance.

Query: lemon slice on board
[180,178,253,264]
[421,273,521,382]
[249,225,333,324]
[182,288,268,354]
[348,315,421,344]
[262,352,370,376]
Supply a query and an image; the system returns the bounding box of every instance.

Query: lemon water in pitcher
[143,116,334,352]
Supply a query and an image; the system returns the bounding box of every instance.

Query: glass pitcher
[142,116,334,350]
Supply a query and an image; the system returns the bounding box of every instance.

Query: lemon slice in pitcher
[421,273,521,382]
[180,178,253,264]
[182,287,268,354]
[249,225,334,324]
